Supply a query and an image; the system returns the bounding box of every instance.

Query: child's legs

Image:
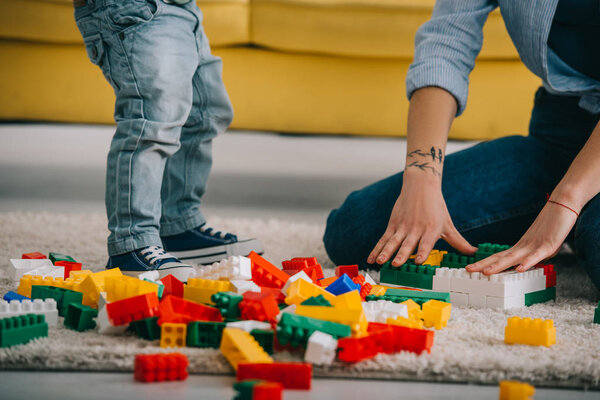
[159,4,234,236]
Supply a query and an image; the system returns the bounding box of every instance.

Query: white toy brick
[281,270,312,295]
[364,273,377,286]
[362,300,408,323]
[96,306,128,335]
[468,293,486,308]
[485,294,525,309]
[226,320,272,332]
[97,292,109,311]
[9,259,55,281]
[432,268,452,291]
[230,279,261,295]
[138,271,160,281]
[195,256,252,281]
[0,299,58,326]
[304,331,337,366]
[450,292,469,307]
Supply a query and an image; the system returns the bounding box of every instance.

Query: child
[74,0,262,281]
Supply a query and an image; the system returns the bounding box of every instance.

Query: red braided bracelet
[546,194,579,217]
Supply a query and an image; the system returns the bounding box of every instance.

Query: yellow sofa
[0,0,540,139]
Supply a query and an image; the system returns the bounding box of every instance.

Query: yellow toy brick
[499,380,535,400]
[220,328,273,370]
[184,278,233,305]
[104,275,159,302]
[504,316,556,347]
[368,285,388,296]
[284,279,336,305]
[409,250,447,267]
[401,299,423,320]
[296,305,368,335]
[160,323,187,348]
[17,275,66,297]
[70,270,93,279]
[422,300,451,330]
[330,290,362,310]
[387,316,424,329]
[78,268,123,307]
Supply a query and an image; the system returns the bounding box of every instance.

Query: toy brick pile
[0,244,586,399]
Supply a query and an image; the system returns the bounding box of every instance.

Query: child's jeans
[324,87,600,290]
[74,0,233,256]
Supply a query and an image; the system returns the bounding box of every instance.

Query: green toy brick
[594,302,600,325]
[475,243,510,261]
[64,303,97,331]
[0,314,48,348]
[379,262,437,289]
[49,252,77,264]
[277,312,351,348]
[233,380,265,400]
[250,329,274,354]
[130,317,161,340]
[367,288,450,305]
[186,321,226,348]
[300,295,332,307]
[524,287,556,306]
[211,291,242,319]
[30,285,83,316]
[440,253,476,269]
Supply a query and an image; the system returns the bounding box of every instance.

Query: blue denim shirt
[406,0,600,116]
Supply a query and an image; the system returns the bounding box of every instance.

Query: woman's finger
[377,232,407,264]
[392,233,420,266]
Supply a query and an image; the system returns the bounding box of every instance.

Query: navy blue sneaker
[106,246,195,282]
[161,224,263,265]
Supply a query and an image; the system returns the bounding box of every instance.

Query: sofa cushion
[251,0,518,59]
[0,0,250,47]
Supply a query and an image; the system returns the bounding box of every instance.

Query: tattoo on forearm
[407,161,442,178]
[408,147,444,164]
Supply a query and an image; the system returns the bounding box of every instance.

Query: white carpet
[0,212,599,389]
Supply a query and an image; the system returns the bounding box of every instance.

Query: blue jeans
[324,88,600,290]
[75,0,233,256]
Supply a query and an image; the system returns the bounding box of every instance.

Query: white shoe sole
[120,265,196,283]
[168,238,264,266]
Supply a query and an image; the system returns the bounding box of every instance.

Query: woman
[323,0,600,290]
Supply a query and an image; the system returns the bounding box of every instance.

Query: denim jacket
[406,0,600,116]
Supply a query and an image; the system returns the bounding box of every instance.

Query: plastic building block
[302,263,325,282]
[186,321,226,347]
[9,259,55,282]
[475,243,510,261]
[130,316,161,340]
[505,316,556,347]
[106,292,159,326]
[281,270,312,295]
[134,353,189,383]
[284,279,335,305]
[388,324,434,354]
[335,264,359,279]
[248,251,289,289]
[337,334,380,362]
[352,275,373,300]
[317,276,337,287]
[3,291,30,302]
[239,292,279,322]
[157,295,222,325]
[78,268,123,307]
[401,299,423,320]
[0,299,58,327]
[422,300,451,330]
[368,288,450,305]
[0,314,48,347]
[362,300,408,323]
[22,252,47,259]
[195,256,252,281]
[276,313,351,348]
[54,260,83,280]
[230,280,262,295]
[260,286,285,305]
[184,278,232,305]
[64,303,98,331]
[387,315,424,329]
[325,274,361,296]
[499,380,535,400]
[304,331,337,365]
[237,362,312,390]
[524,287,556,306]
[160,322,187,348]
[250,329,274,354]
[49,252,76,264]
[379,261,438,289]
[160,274,184,298]
[212,291,243,319]
[594,302,600,325]
[368,285,388,297]
[295,305,367,336]
[104,275,158,302]
[409,249,447,267]
[96,306,128,335]
[300,295,332,307]
[282,257,324,282]
[31,285,83,316]
[537,263,556,288]
[233,380,283,400]
[220,327,273,370]
[440,252,476,269]
[227,320,272,332]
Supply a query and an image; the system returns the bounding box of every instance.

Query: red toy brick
[389,324,434,354]
[239,292,280,322]
[134,353,189,383]
[260,286,285,304]
[160,274,184,298]
[254,381,283,400]
[335,265,359,279]
[337,336,378,362]
[22,252,47,259]
[54,261,83,279]
[302,263,324,282]
[281,259,308,273]
[249,251,289,289]
[158,295,222,325]
[106,293,159,326]
[538,263,556,288]
[237,362,312,390]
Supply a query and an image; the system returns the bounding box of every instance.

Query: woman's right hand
[367,169,477,266]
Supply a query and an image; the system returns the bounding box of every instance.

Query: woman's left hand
[465,201,579,275]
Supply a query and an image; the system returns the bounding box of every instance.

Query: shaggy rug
[0,212,599,389]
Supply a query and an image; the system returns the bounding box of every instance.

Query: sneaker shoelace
[139,246,178,266]
[199,225,236,240]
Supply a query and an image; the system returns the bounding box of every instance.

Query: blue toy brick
[3,291,30,302]
[325,275,360,296]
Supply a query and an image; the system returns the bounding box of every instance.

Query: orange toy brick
[158,295,222,325]
[239,291,280,322]
[499,380,535,400]
[134,353,188,382]
[106,292,159,326]
[249,251,289,289]
[160,323,186,348]
[237,362,312,390]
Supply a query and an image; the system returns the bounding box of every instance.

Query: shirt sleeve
[406,0,498,116]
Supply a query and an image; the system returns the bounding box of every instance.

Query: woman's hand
[466,201,578,274]
[367,170,477,266]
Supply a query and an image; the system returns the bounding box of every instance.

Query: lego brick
[281,259,310,273]
[227,320,272,332]
[212,291,243,319]
[9,259,54,282]
[96,306,128,335]
[317,276,337,287]
[284,279,336,306]
[160,274,184,298]
[300,295,332,307]
[449,292,469,307]
[22,252,47,259]
[301,264,325,283]
[78,268,123,306]
[432,274,451,292]
[248,251,289,289]
[379,261,437,289]
[368,285,388,297]
[230,280,262,295]
[276,313,351,348]
[30,285,83,316]
[184,278,232,305]
[137,271,160,281]
[64,303,98,331]
[234,380,283,400]
[440,252,476,269]
[409,249,447,267]
[539,263,557,288]
[3,291,30,302]
[144,279,164,299]
[0,299,58,327]
[54,261,83,280]
[524,287,556,306]
[259,287,285,304]
[594,302,600,324]
[505,316,556,347]
[195,255,252,281]
[362,300,408,323]
[186,321,226,347]
[475,243,510,261]
[325,274,361,296]
[304,331,337,365]
[160,322,187,348]
[274,304,296,322]
[485,294,525,310]
[422,300,451,330]
[281,270,312,295]
[499,380,535,400]
[295,305,367,336]
[237,362,312,390]
[402,299,423,320]
[335,265,359,279]
[157,295,222,325]
[329,290,362,310]
[49,252,77,264]
[238,291,279,322]
[130,316,161,340]
[104,275,158,303]
[388,324,434,354]
[134,353,189,383]
[220,327,273,370]
[337,335,379,363]
[468,293,486,309]
[386,316,424,329]
[373,288,451,305]
[0,314,48,348]
[250,329,274,355]
[353,277,373,300]
[106,292,159,326]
